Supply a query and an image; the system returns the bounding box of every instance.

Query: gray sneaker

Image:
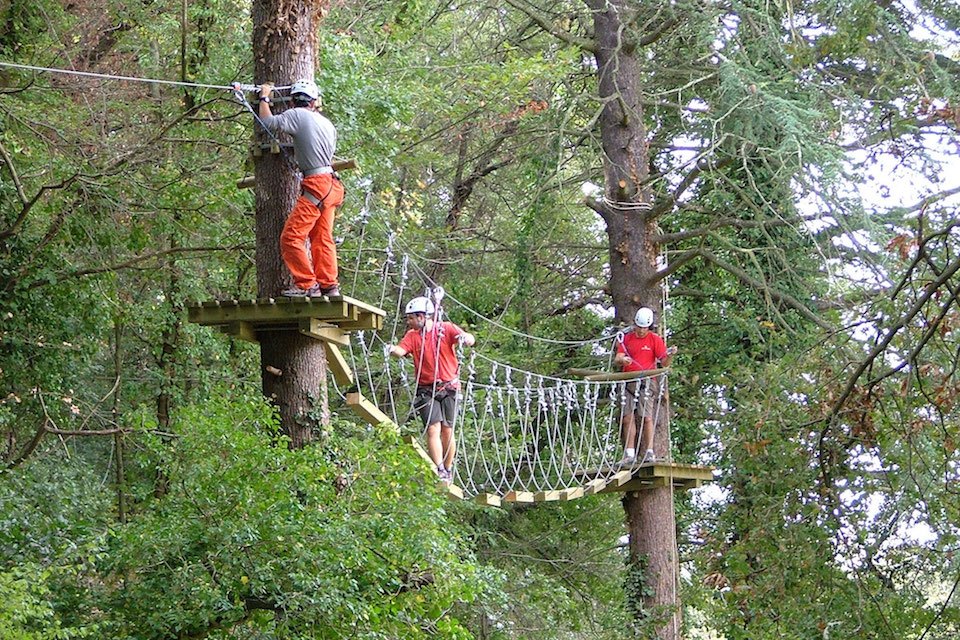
[281,285,309,297]
[282,284,324,297]
[641,449,657,464]
[320,285,341,298]
[619,454,637,467]
[438,468,452,484]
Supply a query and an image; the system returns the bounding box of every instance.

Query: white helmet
[635,307,654,328]
[404,296,435,315]
[290,79,320,101]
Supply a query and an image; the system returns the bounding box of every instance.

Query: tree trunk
[251,0,330,447]
[584,0,681,636]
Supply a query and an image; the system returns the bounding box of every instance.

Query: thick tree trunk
[251,0,330,447]
[584,0,681,636]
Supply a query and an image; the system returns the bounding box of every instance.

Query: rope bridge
[187,241,713,506]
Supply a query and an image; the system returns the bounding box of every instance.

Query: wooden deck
[574,461,715,492]
[186,295,386,343]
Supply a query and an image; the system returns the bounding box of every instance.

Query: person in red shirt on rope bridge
[389,296,475,483]
[613,307,677,466]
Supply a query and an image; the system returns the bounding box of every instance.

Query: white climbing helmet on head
[635,307,654,328]
[405,296,435,316]
[290,79,320,102]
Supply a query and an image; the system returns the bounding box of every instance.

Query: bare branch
[0,139,27,205]
[44,426,128,436]
[24,244,253,290]
[0,174,80,243]
[503,0,597,53]
[657,248,832,330]
[5,422,47,469]
[825,253,960,421]
[547,294,607,317]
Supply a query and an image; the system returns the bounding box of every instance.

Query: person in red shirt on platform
[389,296,475,484]
[613,307,677,466]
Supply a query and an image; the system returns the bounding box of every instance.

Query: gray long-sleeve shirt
[260,107,337,173]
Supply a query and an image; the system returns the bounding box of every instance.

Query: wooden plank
[583,367,669,382]
[188,299,355,326]
[503,490,535,503]
[443,482,465,500]
[638,462,715,482]
[402,435,436,467]
[604,477,672,494]
[599,462,716,493]
[331,158,357,172]
[582,478,608,495]
[559,487,584,501]
[566,368,606,378]
[333,312,383,331]
[218,321,257,343]
[339,295,386,316]
[323,343,354,386]
[299,319,349,346]
[475,493,502,507]
[534,490,562,502]
[346,391,395,430]
[608,470,633,487]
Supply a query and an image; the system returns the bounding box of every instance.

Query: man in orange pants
[259,79,344,297]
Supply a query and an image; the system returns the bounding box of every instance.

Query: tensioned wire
[0,60,290,92]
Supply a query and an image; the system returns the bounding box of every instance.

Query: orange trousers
[280,174,345,289]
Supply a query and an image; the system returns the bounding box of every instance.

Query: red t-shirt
[397,321,464,386]
[616,331,667,372]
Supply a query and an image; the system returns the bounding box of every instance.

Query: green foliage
[460,498,629,638]
[0,565,95,639]
[0,453,112,566]
[85,394,486,638]
[2,0,959,636]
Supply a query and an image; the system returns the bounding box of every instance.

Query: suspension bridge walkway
[187,293,714,508]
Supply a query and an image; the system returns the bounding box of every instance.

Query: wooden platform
[594,462,715,492]
[186,295,386,343]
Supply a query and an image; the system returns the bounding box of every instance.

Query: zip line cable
[0,59,291,93]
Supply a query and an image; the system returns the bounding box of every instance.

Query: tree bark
[252,0,330,447]
[584,0,681,636]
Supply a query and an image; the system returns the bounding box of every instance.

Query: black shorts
[414,385,458,428]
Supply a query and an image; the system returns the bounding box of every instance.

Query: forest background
[1,0,959,637]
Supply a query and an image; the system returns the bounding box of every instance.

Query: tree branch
[503,0,597,53]
[647,143,736,220]
[654,213,801,244]
[0,174,80,243]
[23,244,253,290]
[5,422,47,469]
[659,248,832,330]
[547,294,607,317]
[824,253,960,424]
[0,139,27,205]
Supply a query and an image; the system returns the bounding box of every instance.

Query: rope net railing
[331,222,671,499]
[452,357,668,497]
